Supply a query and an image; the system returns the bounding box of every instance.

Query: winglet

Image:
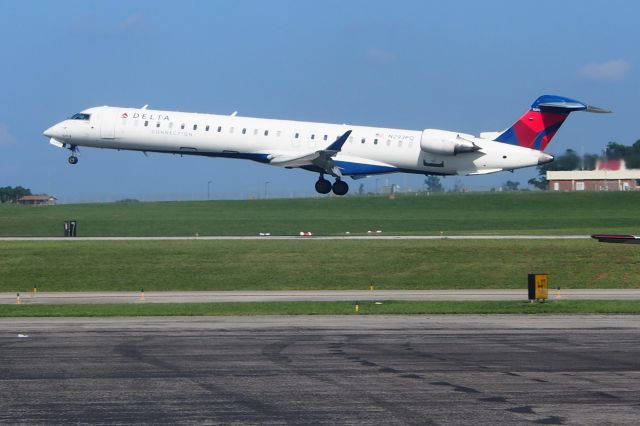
[326,130,352,152]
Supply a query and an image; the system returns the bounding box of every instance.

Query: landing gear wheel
[332,180,349,196]
[68,155,78,165]
[315,178,332,194]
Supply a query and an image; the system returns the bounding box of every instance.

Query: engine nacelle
[420,129,480,155]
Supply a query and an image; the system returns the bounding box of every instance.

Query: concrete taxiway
[2,289,640,305]
[0,315,639,425]
[0,235,591,241]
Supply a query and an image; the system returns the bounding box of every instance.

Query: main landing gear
[67,145,79,165]
[315,175,349,196]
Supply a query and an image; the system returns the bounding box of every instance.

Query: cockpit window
[69,113,91,121]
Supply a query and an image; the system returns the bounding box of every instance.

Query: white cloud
[0,124,15,147]
[579,59,632,82]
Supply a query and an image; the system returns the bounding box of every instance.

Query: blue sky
[0,0,638,202]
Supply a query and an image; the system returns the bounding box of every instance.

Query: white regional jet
[43,95,608,195]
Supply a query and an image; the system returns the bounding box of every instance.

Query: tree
[450,179,465,193]
[529,149,588,190]
[424,176,443,192]
[502,180,520,191]
[0,186,31,203]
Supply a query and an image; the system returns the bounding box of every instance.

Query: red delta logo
[121,112,129,119]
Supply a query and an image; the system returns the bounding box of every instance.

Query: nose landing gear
[315,175,349,195]
[67,145,79,165]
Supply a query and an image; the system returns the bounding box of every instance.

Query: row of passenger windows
[129,119,413,148]
[140,120,275,136]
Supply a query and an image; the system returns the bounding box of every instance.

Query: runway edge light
[528,274,549,303]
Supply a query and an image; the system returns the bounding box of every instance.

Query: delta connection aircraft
[43,95,608,195]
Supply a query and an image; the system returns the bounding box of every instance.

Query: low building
[547,160,640,191]
[16,194,57,205]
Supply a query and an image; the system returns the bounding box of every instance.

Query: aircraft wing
[269,130,352,177]
[591,234,640,244]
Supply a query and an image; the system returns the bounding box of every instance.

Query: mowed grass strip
[1,239,638,292]
[2,300,640,317]
[1,191,640,236]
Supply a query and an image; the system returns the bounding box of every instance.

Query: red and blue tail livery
[495,95,610,151]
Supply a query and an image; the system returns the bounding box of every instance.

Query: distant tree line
[0,186,31,203]
[528,140,640,190]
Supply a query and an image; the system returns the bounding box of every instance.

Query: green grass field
[2,239,638,292]
[1,191,640,236]
[2,300,640,317]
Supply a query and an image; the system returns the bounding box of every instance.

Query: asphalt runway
[3,289,640,305]
[1,315,639,425]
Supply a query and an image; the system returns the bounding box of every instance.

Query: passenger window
[242,128,247,134]
[206,125,210,131]
[144,120,149,127]
[264,130,269,136]
[181,123,185,130]
[295,133,299,139]
[324,135,328,141]
[156,122,160,128]
[374,138,378,145]
[361,138,366,144]
[193,124,198,131]
[311,134,315,140]
[217,126,222,132]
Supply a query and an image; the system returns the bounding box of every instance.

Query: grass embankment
[1,240,638,292]
[1,192,640,236]
[2,300,640,317]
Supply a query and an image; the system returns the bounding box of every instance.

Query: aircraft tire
[68,155,78,165]
[332,180,349,196]
[315,179,332,194]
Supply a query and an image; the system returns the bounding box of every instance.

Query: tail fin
[494,95,610,151]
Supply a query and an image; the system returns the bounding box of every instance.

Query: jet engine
[420,129,480,155]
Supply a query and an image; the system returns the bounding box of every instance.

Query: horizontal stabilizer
[585,105,612,114]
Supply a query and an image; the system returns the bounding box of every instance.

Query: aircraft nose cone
[43,125,56,138]
[537,152,554,165]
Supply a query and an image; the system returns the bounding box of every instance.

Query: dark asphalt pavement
[0,315,639,425]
